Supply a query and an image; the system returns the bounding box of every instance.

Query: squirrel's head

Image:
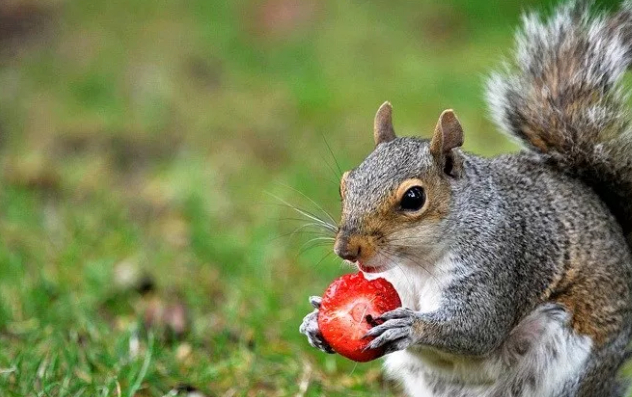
[334,102,464,273]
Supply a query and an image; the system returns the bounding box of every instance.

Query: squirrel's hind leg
[492,303,593,397]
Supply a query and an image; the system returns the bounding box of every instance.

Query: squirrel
[299,1,632,397]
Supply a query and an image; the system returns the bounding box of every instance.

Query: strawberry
[317,272,402,362]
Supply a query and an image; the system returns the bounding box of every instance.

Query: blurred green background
[0,0,623,396]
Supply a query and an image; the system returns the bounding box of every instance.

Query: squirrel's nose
[334,235,362,262]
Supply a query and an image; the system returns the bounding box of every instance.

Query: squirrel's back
[451,151,632,321]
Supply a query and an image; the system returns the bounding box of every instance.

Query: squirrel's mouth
[357,261,389,274]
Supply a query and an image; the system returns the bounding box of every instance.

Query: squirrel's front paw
[364,307,421,354]
[299,296,335,354]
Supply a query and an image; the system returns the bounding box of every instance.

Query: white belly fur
[365,254,455,314]
[365,257,593,397]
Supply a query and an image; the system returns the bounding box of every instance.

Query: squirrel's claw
[300,299,335,354]
[364,317,412,338]
[309,296,322,309]
[365,327,412,351]
[364,307,420,353]
[378,307,417,321]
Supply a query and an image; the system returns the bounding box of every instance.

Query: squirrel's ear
[374,101,397,146]
[430,109,464,156]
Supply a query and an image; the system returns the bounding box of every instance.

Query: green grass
[0,0,627,395]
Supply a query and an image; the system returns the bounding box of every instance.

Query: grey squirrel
[299,1,632,396]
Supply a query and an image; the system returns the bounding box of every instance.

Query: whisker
[264,201,330,227]
[297,242,334,258]
[380,248,443,292]
[266,227,330,244]
[391,251,449,306]
[370,248,447,315]
[322,134,343,177]
[298,237,336,255]
[271,221,332,237]
[321,152,343,185]
[377,250,417,296]
[277,183,337,225]
[314,250,335,268]
[265,192,337,233]
[274,219,336,240]
[277,219,336,234]
[299,237,333,250]
[303,237,336,245]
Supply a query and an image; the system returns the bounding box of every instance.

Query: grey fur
[300,1,632,396]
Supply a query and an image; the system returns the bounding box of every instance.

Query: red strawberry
[318,272,401,362]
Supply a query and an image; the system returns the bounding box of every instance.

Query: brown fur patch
[346,234,377,262]
[545,260,626,346]
[553,288,619,346]
[423,173,452,222]
[339,171,349,198]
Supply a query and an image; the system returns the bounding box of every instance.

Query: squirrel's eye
[400,186,425,211]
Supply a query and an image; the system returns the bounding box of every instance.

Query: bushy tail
[486,0,632,239]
